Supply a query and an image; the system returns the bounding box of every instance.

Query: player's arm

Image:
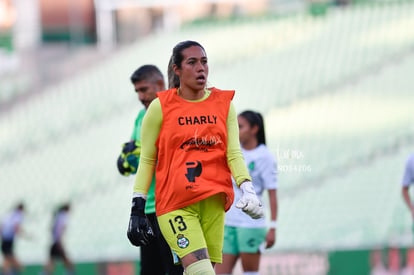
[133,99,162,196]
[14,223,22,235]
[226,102,251,186]
[128,99,161,247]
[266,189,278,248]
[260,152,278,247]
[402,186,414,218]
[268,189,278,222]
[14,223,31,240]
[226,102,263,219]
[130,112,140,141]
[402,155,414,218]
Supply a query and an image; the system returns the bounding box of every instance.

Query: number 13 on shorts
[168,215,187,234]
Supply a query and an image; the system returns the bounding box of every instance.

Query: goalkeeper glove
[116,140,141,176]
[122,140,141,156]
[236,181,264,219]
[117,155,137,176]
[127,195,155,246]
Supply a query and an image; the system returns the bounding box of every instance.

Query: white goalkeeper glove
[236,181,264,219]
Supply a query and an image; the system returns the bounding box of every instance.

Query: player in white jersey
[216,110,278,275]
[1,203,25,275]
[41,203,74,275]
[402,153,414,225]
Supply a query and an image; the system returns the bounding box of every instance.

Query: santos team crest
[177,234,189,249]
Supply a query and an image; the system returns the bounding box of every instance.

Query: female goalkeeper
[127,40,263,275]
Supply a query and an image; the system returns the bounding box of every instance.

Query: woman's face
[238,116,256,146]
[175,45,208,91]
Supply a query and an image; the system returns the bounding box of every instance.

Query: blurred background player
[369,249,388,275]
[127,40,264,275]
[1,202,25,275]
[216,110,278,275]
[402,153,414,221]
[41,203,74,275]
[117,64,183,275]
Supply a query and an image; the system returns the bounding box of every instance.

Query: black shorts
[50,242,67,259]
[1,239,14,256]
[140,213,184,275]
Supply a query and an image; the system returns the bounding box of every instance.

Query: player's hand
[122,140,141,156]
[117,155,137,176]
[265,228,276,248]
[236,181,264,219]
[127,196,155,246]
[117,141,141,176]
